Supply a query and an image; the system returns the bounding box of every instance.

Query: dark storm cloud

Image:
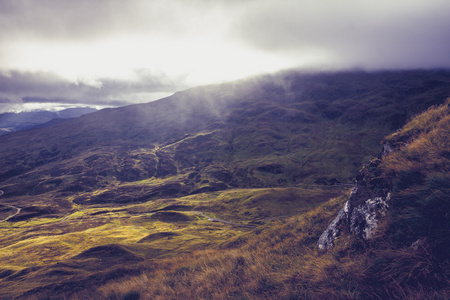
[234,0,450,69]
[0,70,183,107]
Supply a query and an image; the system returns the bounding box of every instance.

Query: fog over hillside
[1,0,450,112]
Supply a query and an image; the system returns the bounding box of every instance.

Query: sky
[1,0,450,112]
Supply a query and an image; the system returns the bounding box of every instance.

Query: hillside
[0,70,449,298]
[1,70,450,208]
[70,99,450,299]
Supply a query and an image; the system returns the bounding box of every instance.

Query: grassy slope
[0,187,345,298]
[72,100,448,299]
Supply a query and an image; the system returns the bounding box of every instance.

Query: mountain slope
[0,70,449,299]
[1,70,450,212]
[84,98,450,300]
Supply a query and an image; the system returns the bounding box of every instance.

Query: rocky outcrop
[318,158,391,250]
[348,191,390,239]
[317,201,349,250]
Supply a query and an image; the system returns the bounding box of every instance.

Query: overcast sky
[1,0,450,112]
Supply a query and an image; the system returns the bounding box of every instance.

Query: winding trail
[60,215,71,222]
[60,209,87,223]
[0,190,22,223]
[191,211,256,228]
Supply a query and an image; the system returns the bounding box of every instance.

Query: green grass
[0,185,341,298]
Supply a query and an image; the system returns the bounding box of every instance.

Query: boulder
[318,157,391,250]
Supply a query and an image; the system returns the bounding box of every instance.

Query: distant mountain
[0,107,97,135]
[0,69,450,209]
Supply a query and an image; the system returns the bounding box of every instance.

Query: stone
[317,201,349,250]
[317,153,392,250]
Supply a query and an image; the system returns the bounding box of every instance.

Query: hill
[72,99,450,299]
[0,70,449,298]
[1,70,450,209]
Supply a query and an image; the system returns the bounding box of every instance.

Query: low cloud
[0,69,185,112]
[1,0,450,112]
[2,0,449,73]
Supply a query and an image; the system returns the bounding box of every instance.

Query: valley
[0,186,345,298]
[0,70,449,298]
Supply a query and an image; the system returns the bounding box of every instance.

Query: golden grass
[384,98,450,146]
[93,187,449,299]
[0,186,344,299]
[91,194,351,299]
[2,187,328,272]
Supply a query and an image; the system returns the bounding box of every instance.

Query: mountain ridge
[1,70,450,209]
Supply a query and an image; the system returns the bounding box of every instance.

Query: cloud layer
[0,70,183,112]
[234,0,450,69]
[1,0,450,111]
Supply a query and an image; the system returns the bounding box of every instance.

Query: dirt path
[0,190,22,223]
[192,211,256,228]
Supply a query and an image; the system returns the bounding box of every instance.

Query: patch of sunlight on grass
[8,217,62,228]
[0,222,152,270]
[122,174,181,187]
[0,187,340,273]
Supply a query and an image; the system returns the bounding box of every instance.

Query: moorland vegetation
[76,99,450,300]
[0,70,449,299]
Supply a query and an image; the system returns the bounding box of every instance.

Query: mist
[1,0,450,112]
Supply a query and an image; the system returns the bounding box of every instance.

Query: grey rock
[349,193,390,239]
[381,143,393,157]
[317,200,349,250]
[318,157,391,250]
